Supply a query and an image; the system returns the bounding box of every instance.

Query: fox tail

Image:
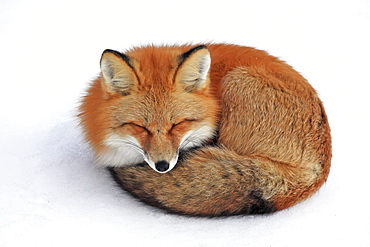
[109,145,330,216]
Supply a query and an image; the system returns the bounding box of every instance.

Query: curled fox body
[79,44,331,216]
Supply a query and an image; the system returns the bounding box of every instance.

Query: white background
[1,0,369,246]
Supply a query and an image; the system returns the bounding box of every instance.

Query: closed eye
[119,122,150,133]
[172,119,198,129]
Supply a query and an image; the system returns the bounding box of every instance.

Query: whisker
[180,126,215,150]
[107,138,145,155]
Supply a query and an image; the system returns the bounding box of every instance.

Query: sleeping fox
[79,44,331,216]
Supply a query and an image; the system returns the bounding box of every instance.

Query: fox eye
[120,122,149,133]
[172,119,198,129]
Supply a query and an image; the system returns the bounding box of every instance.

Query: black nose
[155,160,170,172]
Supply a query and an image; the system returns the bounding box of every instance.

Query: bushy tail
[109,146,330,217]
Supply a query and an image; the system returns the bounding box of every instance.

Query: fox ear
[100,49,138,96]
[176,45,211,93]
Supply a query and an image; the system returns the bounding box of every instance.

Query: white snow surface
[1,0,369,246]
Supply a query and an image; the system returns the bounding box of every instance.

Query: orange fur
[79,44,331,216]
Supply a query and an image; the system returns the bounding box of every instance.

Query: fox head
[81,45,219,173]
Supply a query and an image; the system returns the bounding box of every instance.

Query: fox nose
[155,160,170,172]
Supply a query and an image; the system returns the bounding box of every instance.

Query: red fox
[79,44,331,216]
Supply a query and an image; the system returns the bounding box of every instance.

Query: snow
[1,0,369,246]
